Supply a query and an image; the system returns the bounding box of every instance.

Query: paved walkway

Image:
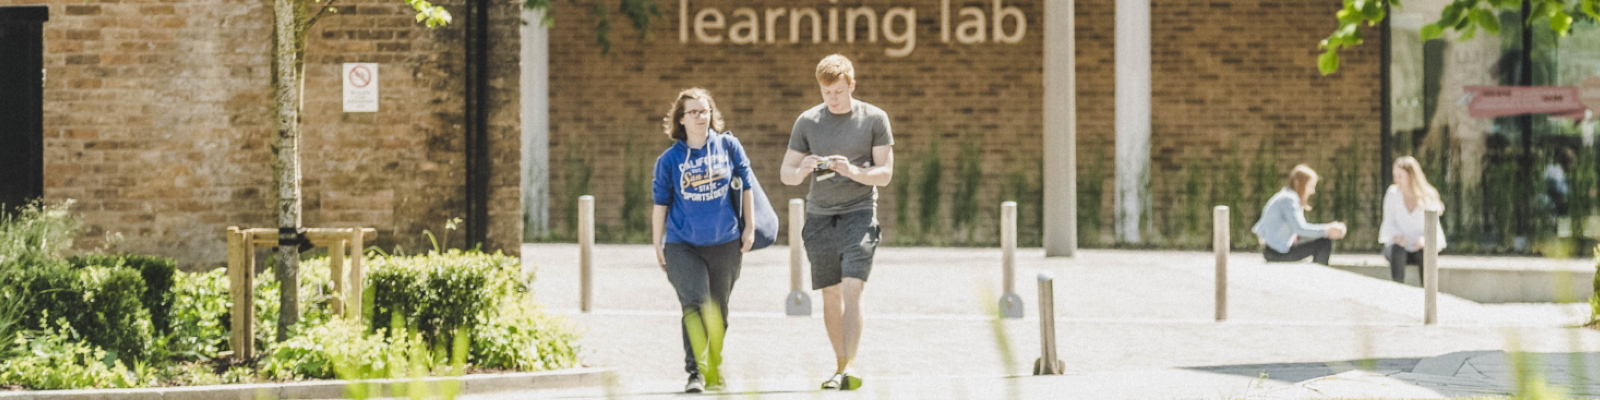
[456,244,1600,399]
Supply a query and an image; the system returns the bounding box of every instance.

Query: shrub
[69,254,177,335]
[0,318,149,389]
[250,255,337,351]
[469,301,580,371]
[17,264,153,363]
[0,286,24,359]
[367,250,523,346]
[917,139,944,239]
[260,318,420,380]
[950,136,984,243]
[164,268,229,360]
[0,200,81,275]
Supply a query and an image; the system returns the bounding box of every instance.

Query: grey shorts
[803,209,881,290]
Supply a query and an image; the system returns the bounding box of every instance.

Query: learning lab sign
[677,0,1028,57]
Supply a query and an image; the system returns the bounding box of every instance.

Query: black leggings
[1385,244,1424,283]
[1263,238,1333,265]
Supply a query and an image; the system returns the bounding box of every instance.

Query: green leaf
[1550,11,1572,35]
[1470,9,1500,35]
[1360,0,1385,20]
[1335,21,1361,37]
[1337,8,1363,24]
[1458,24,1477,40]
[1585,0,1600,19]
[1318,50,1340,75]
[1438,4,1464,27]
[1421,23,1444,40]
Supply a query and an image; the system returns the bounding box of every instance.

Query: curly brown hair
[663,87,725,141]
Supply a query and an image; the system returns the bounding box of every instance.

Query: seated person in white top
[1378,156,1446,283]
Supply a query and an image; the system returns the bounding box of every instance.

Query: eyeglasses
[683,109,711,117]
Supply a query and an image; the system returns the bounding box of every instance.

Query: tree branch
[307,0,342,29]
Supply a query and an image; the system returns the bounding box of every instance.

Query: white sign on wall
[343,63,378,113]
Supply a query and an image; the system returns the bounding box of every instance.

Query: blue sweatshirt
[652,132,755,246]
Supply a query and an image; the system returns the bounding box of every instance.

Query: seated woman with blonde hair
[1379,156,1445,283]
[1252,164,1347,265]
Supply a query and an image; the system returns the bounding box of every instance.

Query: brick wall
[14,0,525,269]
[545,0,1383,245]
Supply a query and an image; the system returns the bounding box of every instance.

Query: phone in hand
[814,159,836,181]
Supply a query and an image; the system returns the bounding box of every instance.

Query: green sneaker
[840,373,862,390]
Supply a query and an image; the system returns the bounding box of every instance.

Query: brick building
[4,0,527,268]
[5,0,1386,268]
[542,0,1383,247]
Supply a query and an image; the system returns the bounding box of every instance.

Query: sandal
[820,373,843,390]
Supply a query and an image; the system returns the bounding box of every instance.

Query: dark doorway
[0,6,47,213]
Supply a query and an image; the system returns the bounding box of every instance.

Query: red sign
[1464,86,1586,119]
[348,65,373,89]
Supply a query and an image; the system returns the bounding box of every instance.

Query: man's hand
[1394,235,1410,249]
[802,154,827,170]
[826,155,856,176]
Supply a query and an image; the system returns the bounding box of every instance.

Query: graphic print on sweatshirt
[679,153,732,202]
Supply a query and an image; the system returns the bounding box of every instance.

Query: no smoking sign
[342,63,378,112]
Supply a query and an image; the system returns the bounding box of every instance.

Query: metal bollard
[1033,272,1064,375]
[1213,206,1228,322]
[1424,208,1439,325]
[1000,202,1024,319]
[579,195,594,313]
[786,199,812,316]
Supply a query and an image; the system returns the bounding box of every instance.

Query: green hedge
[366,250,523,345]
[16,264,153,363]
[264,250,576,378]
[69,255,176,336]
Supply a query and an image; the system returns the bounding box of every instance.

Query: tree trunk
[270,0,307,342]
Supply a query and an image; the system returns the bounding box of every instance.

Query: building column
[1114,0,1151,243]
[1043,0,1076,256]
[520,9,550,240]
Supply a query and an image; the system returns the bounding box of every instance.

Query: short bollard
[1000,201,1024,319]
[1424,208,1439,325]
[1033,272,1064,375]
[1213,206,1229,322]
[785,198,812,316]
[579,195,594,313]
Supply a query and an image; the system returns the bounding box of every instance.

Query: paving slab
[504,244,1600,399]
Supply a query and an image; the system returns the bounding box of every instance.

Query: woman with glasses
[651,87,756,393]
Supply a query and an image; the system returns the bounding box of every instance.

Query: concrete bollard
[579,195,594,313]
[1000,201,1024,319]
[786,198,811,316]
[1214,206,1228,322]
[1033,272,1064,375]
[1424,208,1439,325]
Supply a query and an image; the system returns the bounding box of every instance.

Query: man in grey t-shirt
[779,54,894,391]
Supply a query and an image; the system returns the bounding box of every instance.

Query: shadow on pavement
[1182,357,1424,384]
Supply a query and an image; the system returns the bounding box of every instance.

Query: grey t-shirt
[787,100,894,215]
